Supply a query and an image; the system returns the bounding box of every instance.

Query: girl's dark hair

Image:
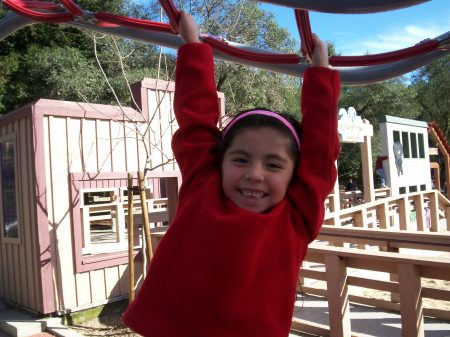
[218,108,302,163]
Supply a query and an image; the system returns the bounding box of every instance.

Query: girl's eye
[232,157,248,165]
[267,162,282,170]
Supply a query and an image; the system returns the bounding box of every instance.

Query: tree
[412,56,450,190]
[0,0,165,114]
[178,0,300,115]
[412,56,450,140]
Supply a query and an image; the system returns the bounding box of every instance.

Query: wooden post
[332,177,341,226]
[354,209,367,249]
[397,196,409,230]
[385,246,400,303]
[138,171,153,261]
[127,173,135,303]
[445,156,450,199]
[325,253,351,337]
[376,202,389,229]
[398,263,424,337]
[360,135,375,203]
[427,191,439,232]
[445,203,450,232]
[413,194,426,231]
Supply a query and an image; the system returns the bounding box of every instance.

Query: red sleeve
[172,43,221,193]
[289,67,341,242]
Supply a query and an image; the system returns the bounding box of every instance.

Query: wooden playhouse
[0,78,224,315]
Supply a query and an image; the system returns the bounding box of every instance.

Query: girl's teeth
[242,190,264,199]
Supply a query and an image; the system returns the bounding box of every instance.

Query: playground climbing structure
[0,0,449,85]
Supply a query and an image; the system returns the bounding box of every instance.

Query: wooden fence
[325,189,450,232]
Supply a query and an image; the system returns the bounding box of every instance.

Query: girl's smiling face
[221,127,295,213]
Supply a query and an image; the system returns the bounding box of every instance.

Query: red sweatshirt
[123,43,340,337]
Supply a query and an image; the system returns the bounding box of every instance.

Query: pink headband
[223,110,301,150]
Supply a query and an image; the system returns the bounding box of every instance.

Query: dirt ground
[70,312,140,337]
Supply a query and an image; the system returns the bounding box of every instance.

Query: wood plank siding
[0,78,225,314]
[0,110,43,313]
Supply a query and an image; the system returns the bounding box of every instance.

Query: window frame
[401,131,410,158]
[80,187,127,255]
[0,133,21,244]
[410,132,418,159]
[70,172,179,273]
[418,133,425,158]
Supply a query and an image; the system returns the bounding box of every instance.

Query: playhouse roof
[379,115,428,128]
[0,98,144,125]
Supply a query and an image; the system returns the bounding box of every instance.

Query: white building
[379,115,431,196]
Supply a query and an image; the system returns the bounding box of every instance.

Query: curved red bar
[159,0,180,33]
[295,9,313,59]
[294,7,441,66]
[202,36,300,64]
[3,0,74,23]
[60,0,83,17]
[15,1,60,11]
[330,39,440,66]
[95,21,120,28]
[95,12,174,34]
[1,0,443,69]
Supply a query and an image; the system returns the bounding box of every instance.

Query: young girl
[123,12,340,337]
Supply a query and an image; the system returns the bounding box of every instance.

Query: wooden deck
[290,293,450,337]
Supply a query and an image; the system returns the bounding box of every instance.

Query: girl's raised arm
[178,11,200,44]
[310,33,329,68]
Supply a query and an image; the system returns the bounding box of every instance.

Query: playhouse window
[393,131,400,143]
[410,133,418,158]
[401,132,410,158]
[80,188,129,255]
[0,138,18,240]
[418,134,425,158]
[409,185,418,193]
[79,186,169,255]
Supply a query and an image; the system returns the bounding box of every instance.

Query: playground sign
[338,107,373,143]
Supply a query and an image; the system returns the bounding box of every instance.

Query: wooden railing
[297,189,450,336]
[325,189,450,232]
[298,243,450,337]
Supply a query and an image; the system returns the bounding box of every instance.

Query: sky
[261,0,450,56]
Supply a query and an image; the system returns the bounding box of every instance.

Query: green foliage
[25,46,107,102]
[412,56,450,140]
[411,56,450,188]
[0,53,20,112]
[75,0,127,13]
[217,62,300,115]
[338,78,420,183]
[340,79,420,123]
[0,1,167,113]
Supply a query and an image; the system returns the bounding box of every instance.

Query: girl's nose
[245,164,264,182]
